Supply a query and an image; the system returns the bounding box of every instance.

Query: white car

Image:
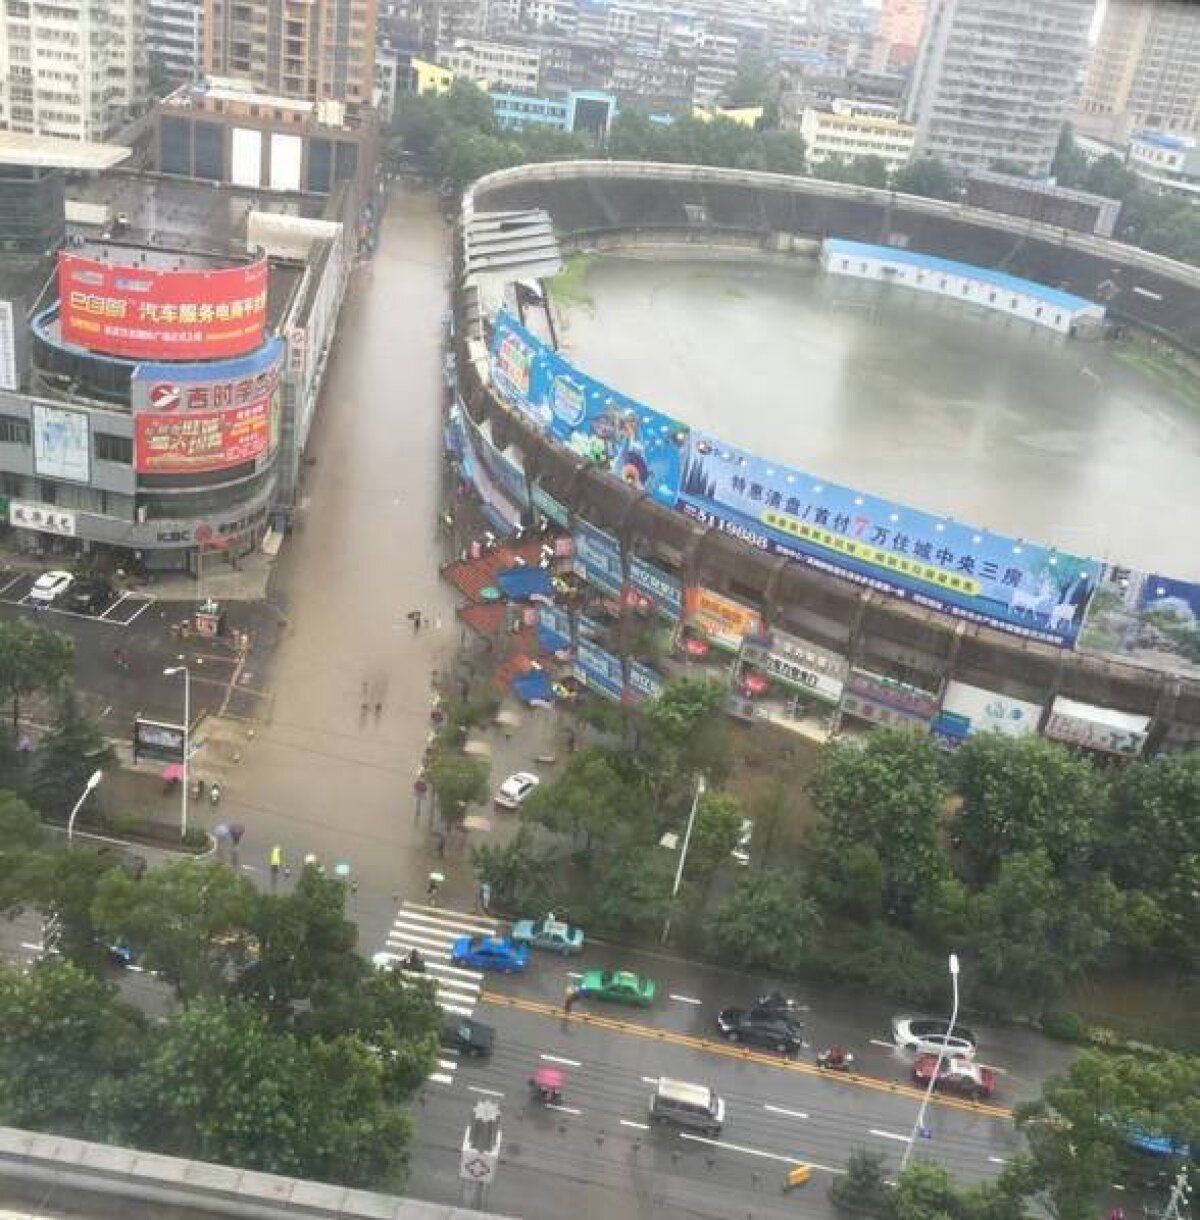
[731,818,753,866]
[892,1016,978,1059]
[494,771,539,810]
[29,571,74,604]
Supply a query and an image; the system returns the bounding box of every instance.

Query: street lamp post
[900,952,960,1173]
[163,665,191,839]
[660,775,706,945]
[66,770,104,845]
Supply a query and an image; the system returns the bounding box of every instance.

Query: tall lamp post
[66,770,104,845]
[900,952,960,1173]
[163,665,191,839]
[660,775,706,945]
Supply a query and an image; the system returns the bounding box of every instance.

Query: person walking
[268,844,283,892]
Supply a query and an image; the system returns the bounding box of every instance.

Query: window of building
[0,415,31,445]
[94,432,132,463]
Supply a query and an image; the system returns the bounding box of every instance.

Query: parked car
[64,577,115,613]
[441,1017,495,1058]
[449,934,530,973]
[716,1006,804,1054]
[892,1016,978,1059]
[511,913,584,955]
[912,1053,995,1099]
[494,771,540,810]
[576,968,655,1007]
[29,570,74,604]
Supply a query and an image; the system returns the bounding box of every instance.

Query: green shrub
[1041,1010,1089,1043]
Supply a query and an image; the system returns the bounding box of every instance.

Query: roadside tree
[0,619,73,729]
[426,750,489,829]
[30,686,115,817]
[707,868,819,974]
[682,790,744,888]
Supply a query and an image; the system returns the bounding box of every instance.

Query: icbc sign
[58,253,268,360]
[131,339,282,476]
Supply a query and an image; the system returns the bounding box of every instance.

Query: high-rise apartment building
[204,0,378,104]
[1077,0,1200,143]
[878,0,924,63]
[147,0,203,84]
[905,0,1093,176]
[0,0,147,140]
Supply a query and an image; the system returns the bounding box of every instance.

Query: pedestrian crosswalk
[377,901,495,1086]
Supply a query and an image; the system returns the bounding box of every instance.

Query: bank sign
[489,310,1098,648]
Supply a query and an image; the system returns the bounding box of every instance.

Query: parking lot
[0,570,156,628]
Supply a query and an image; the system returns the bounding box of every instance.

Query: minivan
[648,1078,725,1135]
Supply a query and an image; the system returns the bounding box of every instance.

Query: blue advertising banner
[532,481,570,527]
[537,603,572,655]
[469,414,529,510]
[576,637,624,701]
[573,518,624,596]
[489,311,1099,648]
[628,555,683,621]
[626,659,666,703]
[576,614,604,641]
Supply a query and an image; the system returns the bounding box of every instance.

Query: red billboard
[135,401,271,474]
[58,254,268,360]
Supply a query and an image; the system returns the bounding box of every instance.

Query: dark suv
[716,1006,804,1054]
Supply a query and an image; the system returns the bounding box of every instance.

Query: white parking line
[869,1129,910,1143]
[120,597,155,626]
[0,575,24,595]
[669,994,703,1005]
[546,1103,581,1116]
[541,1054,580,1067]
[764,1105,809,1120]
[620,1119,650,1131]
[469,1086,504,1098]
[679,1134,843,1175]
[428,1073,454,1085]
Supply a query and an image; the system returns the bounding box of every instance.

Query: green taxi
[576,968,655,1007]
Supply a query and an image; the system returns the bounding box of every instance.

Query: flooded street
[210,190,462,938]
[556,254,1200,577]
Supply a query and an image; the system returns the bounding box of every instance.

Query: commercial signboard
[841,668,939,728]
[573,518,623,596]
[683,586,765,652]
[532,481,570,528]
[132,717,185,763]
[537,603,572,655]
[471,415,529,509]
[739,631,847,704]
[626,659,665,703]
[1043,696,1149,757]
[627,555,683,621]
[31,404,90,483]
[58,253,269,360]
[9,500,75,537]
[932,680,1043,743]
[489,310,1098,648]
[130,339,281,475]
[0,299,17,392]
[575,637,624,701]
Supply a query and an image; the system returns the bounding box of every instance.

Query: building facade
[905,0,1093,176]
[0,0,147,141]
[1077,0,1200,143]
[798,98,915,171]
[203,0,378,104]
[1127,130,1200,200]
[146,0,203,85]
[439,38,540,91]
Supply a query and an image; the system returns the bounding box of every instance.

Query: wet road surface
[556,254,1200,577]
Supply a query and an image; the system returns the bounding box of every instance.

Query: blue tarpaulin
[512,670,554,705]
[495,566,553,600]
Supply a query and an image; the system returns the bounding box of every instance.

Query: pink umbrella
[161,763,185,782]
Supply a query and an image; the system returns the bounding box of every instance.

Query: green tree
[726,52,773,108]
[1015,1050,1200,1220]
[0,619,74,729]
[108,998,413,1187]
[590,844,672,937]
[707,868,819,973]
[683,790,744,886]
[809,729,949,918]
[811,841,885,922]
[93,859,258,1002]
[0,958,141,1136]
[892,157,958,200]
[472,823,561,914]
[640,676,733,797]
[30,685,115,817]
[1103,753,1200,893]
[950,735,1106,882]
[892,1161,959,1220]
[444,78,496,133]
[426,750,489,829]
[814,155,890,189]
[18,847,123,971]
[830,1148,892,1216]
[522,748,641,850]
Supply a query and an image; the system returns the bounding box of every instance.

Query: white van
[648,1078,725,1135]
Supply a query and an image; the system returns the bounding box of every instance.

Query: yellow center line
[479,992,1013,1120]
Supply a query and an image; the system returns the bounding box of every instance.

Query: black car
[716,1006,804,1054]
[440,1017,495,1058]
[64,577,115,613]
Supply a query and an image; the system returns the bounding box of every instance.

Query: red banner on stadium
[135,402,271,474]
[57,254,268,360]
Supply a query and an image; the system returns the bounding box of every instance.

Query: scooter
[529,1066,565,1106]
[816,1048,855,1072]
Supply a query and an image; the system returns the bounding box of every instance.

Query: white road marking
[427,1073,454,1085]
[641,1076,658,1085]
[764,1105,809,1120]
[621,1119,650,1130]
[869,1129,910,1143]
[541,1054,580,1067]
[438,1058,458,1071]
[567,971,583,979]
[121,597,156,626]
[988,1156,1007,1165]
[19,942,42,952]
[385,930,458,954]
[400,903,495,931]
[442,1003,473,1017]
[100,705,112,718]
[869,1039,895,1050]
[546,1103,581,1116]
[125,964,145,973]
[679,1134,843,1175]
[669,994,703,1005]
[468,1086,504,1098]
[0,575,24,595]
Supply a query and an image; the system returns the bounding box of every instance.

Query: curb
[44,821,218,859]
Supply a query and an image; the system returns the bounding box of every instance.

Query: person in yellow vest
[268,844,283,891]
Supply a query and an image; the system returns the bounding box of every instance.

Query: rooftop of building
[0,132,131,171]
[1132,129,1195,151]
